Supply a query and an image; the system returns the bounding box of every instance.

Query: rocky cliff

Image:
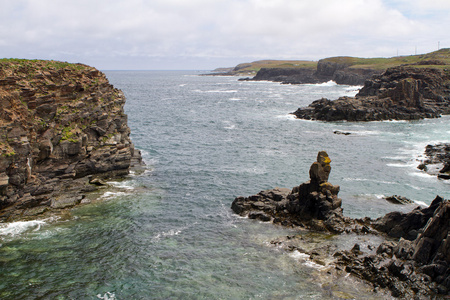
[241,60,381,85]
[0,59,142,221]
[293,66,450,121]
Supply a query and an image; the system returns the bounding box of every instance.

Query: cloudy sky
[1,0,449,70]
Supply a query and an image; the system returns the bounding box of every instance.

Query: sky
[0,0,449,70]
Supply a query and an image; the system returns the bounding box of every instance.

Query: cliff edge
[0,59,142,221]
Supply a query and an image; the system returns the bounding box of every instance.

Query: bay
[0,71,448,299]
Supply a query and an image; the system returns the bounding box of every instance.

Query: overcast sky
[1,0,449,70]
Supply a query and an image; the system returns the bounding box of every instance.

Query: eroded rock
[0,60,143,221]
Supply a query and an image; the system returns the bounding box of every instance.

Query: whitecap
[386,163,414,168]
[107,181,135,190]
[97,292,116,300]
[100,191,128,199]
[413,200,428,207]
[275,114,296,120]
[152,225,189,241]
[0,220,47,237]
[305,80,337,87]
[289,251,327,270]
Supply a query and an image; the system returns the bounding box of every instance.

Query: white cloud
[0,0,448,69]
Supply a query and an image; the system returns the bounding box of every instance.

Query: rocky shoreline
[0,60,143,221]
[231,151,449,298]
[418,143,450,180]
[239,59,381,85]
[292,66,450,121]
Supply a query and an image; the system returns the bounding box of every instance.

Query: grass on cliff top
[232,60,317,74]
[0,58,89,71]
[322,49,450,70]
[229,48,450,74]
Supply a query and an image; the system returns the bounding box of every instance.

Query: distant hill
[212,48,450,76]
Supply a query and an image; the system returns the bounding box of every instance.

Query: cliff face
[293,66,450,121]
[242,60,382,85]
[0,60,142,220]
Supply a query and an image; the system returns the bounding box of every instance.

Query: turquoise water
[0,71,448,299]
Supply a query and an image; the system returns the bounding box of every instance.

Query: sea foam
[0,220,47,237]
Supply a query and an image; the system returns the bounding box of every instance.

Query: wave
[0,219,47,237]
[342,178,396,185]
[193,89,238,93]
[307,80,337,87]
[100,191,128,199]
[275,114,296,120]
[97,292,116,300]
[289,250,327,270]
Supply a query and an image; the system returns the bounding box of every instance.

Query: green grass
[228,48,450,74]
[0,58,88,71]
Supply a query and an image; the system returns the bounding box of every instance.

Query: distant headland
[212,49,450,121]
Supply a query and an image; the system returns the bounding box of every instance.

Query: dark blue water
[0,71,448,299]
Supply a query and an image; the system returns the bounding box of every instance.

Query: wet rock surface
[231,152,449,298]
[292,66,450,121]
[417,143,450,180]
[0,60,143,221]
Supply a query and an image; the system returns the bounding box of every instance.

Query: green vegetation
[225,48,450,74]
[60,126,78,143]
[230,60,317,75]
[0,58,88,71]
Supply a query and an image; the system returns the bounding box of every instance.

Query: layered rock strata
[231,152,449,297]
[292,66,450,121]
[0,60,142,221]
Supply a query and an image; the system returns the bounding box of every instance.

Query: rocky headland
[292,65,450,121]
[241,59,381,85]
[0,59,142,221]
[231,151,449,298]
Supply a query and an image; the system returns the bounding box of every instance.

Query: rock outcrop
[417,143,450,180]
[232,151,367,234]
[292,66,450,121]
[0,59,142,221]
[240,59,381,85]
[231,152,449,297]
[337,196,450,298]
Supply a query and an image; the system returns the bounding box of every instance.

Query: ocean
[0,71,448,299]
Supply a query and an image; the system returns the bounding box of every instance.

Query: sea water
[0,71,448,299]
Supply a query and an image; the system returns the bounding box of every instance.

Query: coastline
[231,151,450,298]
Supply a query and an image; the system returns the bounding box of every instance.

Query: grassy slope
[226,48,450,75]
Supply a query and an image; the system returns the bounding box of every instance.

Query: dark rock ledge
[417,143,450,180]
[231,151,449,298]
[0,60,144,221]
[292,66,450,121]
